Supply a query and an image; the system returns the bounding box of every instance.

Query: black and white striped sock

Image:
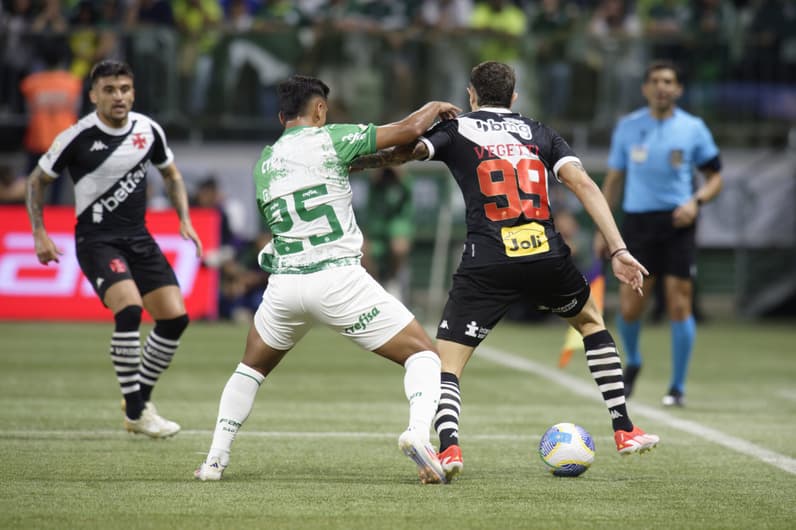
[583,330,633,432]
[139,314,189,403]
[112,305,144,419]
[434,372,461,452]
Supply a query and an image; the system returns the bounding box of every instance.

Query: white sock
[207,362,264,465]
[403,351,441,443]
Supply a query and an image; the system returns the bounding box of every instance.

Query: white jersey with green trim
[254,123,377,274]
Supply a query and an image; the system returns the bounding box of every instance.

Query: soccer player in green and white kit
[195,75,460,484]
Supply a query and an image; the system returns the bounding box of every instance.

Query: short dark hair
[277,75,330,121]
[89,60,134,86]
[470,61,515,108]
[644,60,681,83]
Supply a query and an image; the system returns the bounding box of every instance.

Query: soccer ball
[538,423,595,477]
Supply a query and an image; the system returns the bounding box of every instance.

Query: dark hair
[277,75,330,121]
[89,60,134,86]
[470,61,515,108]
[644,60,681,83]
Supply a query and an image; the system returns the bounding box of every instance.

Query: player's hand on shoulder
[435,101,461,121]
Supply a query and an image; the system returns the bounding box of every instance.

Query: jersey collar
[91,111,134,136]
[477,106,513,114]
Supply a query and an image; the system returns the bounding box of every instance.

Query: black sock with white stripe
[434,372,461,452]
[112,305,144,420]
[139,314,189,403]
[583,330,634,432]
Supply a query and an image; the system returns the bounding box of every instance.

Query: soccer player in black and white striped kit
[25,60,203,438]
[352,61,660,480]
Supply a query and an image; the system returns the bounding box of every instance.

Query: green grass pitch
[1,319,794,529]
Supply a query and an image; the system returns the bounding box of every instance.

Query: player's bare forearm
[375,101,459,149]
[25,167,50,232]
[161,164,191,222]
[560,161,626,252]
[350,142,427,171]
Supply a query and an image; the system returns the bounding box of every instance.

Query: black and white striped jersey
[420,107,580,268]
[39,111,174,237]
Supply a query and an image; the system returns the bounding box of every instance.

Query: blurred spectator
[190,175,268,322]
[417,0,473,110]
[68,0,122,81]
[190,176,239,253]
[737,0,788,82]
[0,0,36,114]
[124,0,177,117]
[218,231,271,322]
[0,164,26,204]
[530,0,576,122]
[361,167,414,302]
[683,0,738,117]
[637,0,689,64]
[469,0,527,64]
[587,0,644,128]
[222,0,261,30]
[31,0,67,33]
[173,0,222,116]
[19,39,82,203]
[125,0,175,27]
[469,0,530,114]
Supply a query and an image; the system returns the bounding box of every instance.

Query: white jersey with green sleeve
[254,123,377,274]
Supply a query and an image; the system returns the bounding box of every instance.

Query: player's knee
[114,305,143,330]
[155,313,190,338]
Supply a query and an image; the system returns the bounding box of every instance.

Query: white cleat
[123,404,180,438]
[194,457,226,481]
[398,430,446,484]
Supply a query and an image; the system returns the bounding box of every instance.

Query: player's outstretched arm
[25,166,62,265]
[558,160,647,295]
[592,168,624,259]
[349,141,429,172]
[160,163,203,258]
[374,101,459,150]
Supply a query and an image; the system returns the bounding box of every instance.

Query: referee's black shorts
[621,211,696,279]
[76,231,179,302]
[436,256,590,347]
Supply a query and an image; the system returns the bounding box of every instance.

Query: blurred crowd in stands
[2,0,795,136]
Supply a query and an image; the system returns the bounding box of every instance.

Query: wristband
[610,248,628,258]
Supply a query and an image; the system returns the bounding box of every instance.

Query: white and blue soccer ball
[538,422,595,477]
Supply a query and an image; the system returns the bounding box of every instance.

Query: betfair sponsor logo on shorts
[345,307,381,334]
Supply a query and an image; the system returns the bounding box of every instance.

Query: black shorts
[622,211,696,279]
[436,256,590,347]
[76,232,179,302]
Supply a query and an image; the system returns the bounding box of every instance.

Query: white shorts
[253,265,415,351]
